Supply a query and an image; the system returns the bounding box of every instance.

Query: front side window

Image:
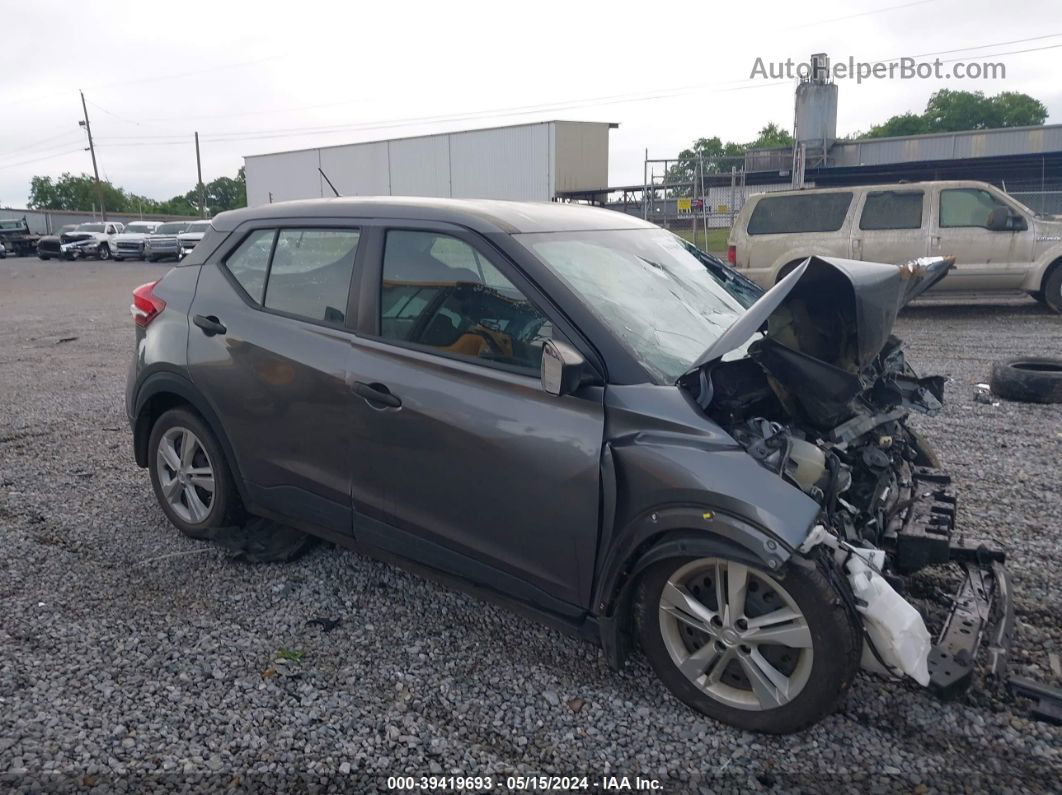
[747,192,853,235]
[860,191,924,230]
[379,230,552,372]
[262,229,360,323]
[517,228,748,382]
[939,188,1009,229]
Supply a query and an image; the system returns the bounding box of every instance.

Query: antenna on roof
[318,168,341,197]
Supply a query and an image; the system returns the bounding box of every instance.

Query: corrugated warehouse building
[243,121,616,207]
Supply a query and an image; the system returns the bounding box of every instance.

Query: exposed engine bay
[686,255,1012,696]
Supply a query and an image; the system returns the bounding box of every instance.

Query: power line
[0,148,85,171]
[789,0,937,30]
[85,31,1062,151]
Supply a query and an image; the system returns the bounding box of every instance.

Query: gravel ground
[1,257,1060,793]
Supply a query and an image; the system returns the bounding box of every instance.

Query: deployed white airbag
[800,526,931,686]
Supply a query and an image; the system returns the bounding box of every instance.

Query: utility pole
[79,90,106,221]
[195,131,206,218]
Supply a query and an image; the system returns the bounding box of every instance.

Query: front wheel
[636,555,860,734]
[97,244,110,260]
[1044,265,1062,314]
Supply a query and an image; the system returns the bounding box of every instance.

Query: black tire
[147,255,159,263]
[148,407,242,540]
[636,554,860,734]
[114,256,124,262]
[38,254,50,260]
[990,358,1062,404]
[97,244,110,260]
[1044,265,1062,314]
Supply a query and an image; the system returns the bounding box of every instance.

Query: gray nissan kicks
[127,198,1010,733]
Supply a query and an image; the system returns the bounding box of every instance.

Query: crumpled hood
[687,255,953,375]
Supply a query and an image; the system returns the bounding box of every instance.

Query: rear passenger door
[851,189,928,264]
[346,224,605,611]
[187,222,363,533]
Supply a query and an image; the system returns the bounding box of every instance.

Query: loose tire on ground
[990,358,1062,404]
[635,554,860,734]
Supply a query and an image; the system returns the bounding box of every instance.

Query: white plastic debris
[800,526,932,686]
[845,553,931,686]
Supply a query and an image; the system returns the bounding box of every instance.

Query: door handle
[193,314,227,336]
[352,381,401,409]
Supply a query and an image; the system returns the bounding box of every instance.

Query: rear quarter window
[747,192,853,235]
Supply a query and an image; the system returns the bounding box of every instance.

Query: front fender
[593,516,797,670]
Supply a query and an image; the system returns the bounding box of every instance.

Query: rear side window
[859,191,924,230]
[379,230,552,372]
[747,192,853,235]
[224,229,275,304]
[263,229,360,323]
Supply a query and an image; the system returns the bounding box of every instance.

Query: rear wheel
[146,407,314,561]
[636,555,860,734]
[148,408,240,539]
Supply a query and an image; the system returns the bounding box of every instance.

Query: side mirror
[986,207,1026,231]
[541,339,589,397]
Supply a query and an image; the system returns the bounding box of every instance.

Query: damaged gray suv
[126,198,1011,733]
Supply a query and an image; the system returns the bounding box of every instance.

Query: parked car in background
[0,217,42,257]
[143,221,191,262]
[727,179,1062,312]
[59,221,125,260]
[114,222,162,261]
[177,220,212,259]
[36,224,79,260]
[126,198,1010,734]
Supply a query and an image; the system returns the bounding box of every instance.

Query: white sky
[2,0,1060,206]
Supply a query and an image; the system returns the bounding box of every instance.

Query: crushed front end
[687,255,1013,698]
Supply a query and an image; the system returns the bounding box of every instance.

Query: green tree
[664,124,792,195]
[28,173,132,213]
[860,90,1046,139]
[26,167,247,217]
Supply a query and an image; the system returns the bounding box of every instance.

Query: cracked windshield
[520,228,749,381]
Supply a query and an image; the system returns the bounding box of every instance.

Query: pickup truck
[58,221,126,260]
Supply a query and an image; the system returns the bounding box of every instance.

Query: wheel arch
[592,506,795,670]
[1037,253,1062,294]
[132,371,249,504]
[775,257,811,284]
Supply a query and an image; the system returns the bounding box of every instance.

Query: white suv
[727,180,1062,312]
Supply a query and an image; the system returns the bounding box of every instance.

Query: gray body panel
[128,198,820,645]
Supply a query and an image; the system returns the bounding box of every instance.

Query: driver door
[931,187,1031,289]
[346,225,605,610]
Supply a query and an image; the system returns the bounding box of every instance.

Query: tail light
[727,245,737,266]
[131,280,165,327]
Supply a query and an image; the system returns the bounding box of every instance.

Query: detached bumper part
[886,467,1013,698]
[927,555,1011,698]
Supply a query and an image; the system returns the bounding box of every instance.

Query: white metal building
[243,121,616,207]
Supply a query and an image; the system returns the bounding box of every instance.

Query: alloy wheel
[156,427,216,524]
[658,558,814,711]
